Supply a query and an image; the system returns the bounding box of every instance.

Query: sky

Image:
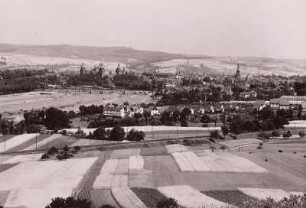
[0,0,305,59]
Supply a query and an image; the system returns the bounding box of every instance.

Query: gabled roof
[104,106,123,112]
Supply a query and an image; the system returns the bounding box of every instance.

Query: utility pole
[36,132,38,151]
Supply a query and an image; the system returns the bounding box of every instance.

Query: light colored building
[103,106,125,117]
[280,96,306,105]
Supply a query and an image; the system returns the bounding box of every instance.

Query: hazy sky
[0,0,305,58]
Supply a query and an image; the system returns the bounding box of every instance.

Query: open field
[23,134,63,151]
[0,157,97,208]
[111,187,147,208]
[37,135,77,150]
[0,89,153,115]
[157,185,228,208]
[0,52,123,68]
[196,151,268,173]
[131,187,167,208]
[165,144,188,154]
[0,138,305,207]
[203,190,256,206]
[237,188,292,201]
[110,148,141,159]
[2,153,42,164]
[218,139,262,149]
[91,189,119,208]
[0,134,36,153]
[173,151,210,172]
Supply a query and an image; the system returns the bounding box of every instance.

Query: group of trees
[0,107,72,134]
[159,107,192,126]
[79,104,104,116]
[112,74,151,90]
[0,69,57,95]
[157,88,223,106]
[44,193,306,208]
[294,81,306,96]
[91,126,145,142]
[88,116,148,128]
[228,107,290,135]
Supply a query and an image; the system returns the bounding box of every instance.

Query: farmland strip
[158,185,227,208]
[111,187,147,208]
[0,134,37,153]
[171,152,193,171]
[129,156,144,170]
[182,151,210,171]
[23,134,62,151]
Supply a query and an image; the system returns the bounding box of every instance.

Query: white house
[103,106,125,117]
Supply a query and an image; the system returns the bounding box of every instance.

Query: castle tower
[80,63,85,77]
[98,62,105,79]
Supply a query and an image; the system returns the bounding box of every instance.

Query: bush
[100,205,116,208]
[46,197,91,208]
[126,129,145,142]
[47,147,58,155]
[63,145,70,152]
[183,139,194,146]
[41,153,50,160]
[62,152,74,159]
[278,149,283,153]
[61,130,67,135]
[257,132,270,141]
[235,194,306,208]
[209,145,216,152]
[156,198,179,208]
[56,154,64,160]
[220,145,227,151]
[210,130,223,140]
[74,146,81,152]
[271,130,280,137]
[202,123,209,127]
[283,131,292,138]
[93,127,107,140]
[109,126,125,141]
[209,138,215,143]
[299,131,305,138]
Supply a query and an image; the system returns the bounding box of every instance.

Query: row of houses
[103,96,306,118]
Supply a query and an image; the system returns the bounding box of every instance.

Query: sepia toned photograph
[0,0,305,208]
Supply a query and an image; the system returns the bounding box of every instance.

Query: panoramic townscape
[0,0,306,208]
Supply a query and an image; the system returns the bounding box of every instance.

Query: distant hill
[0,43,183,65]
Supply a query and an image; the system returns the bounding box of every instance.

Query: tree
[201,114,210,123]
[109,126,125,141]
[172,110,180,122]
[143,110,151,125]
[229,115,243,136]
[156,198,179,208]
[45,197,91,208]
[221,126,228,138]
[126,129,145,141]
[242,120,257,132]
[220,145,227,151]
[93,127,107,140]
[210,130,223,140]
[27,124,40,133]
[180,107,191,118]
[178,118,187,127]
[45,107,70,130]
